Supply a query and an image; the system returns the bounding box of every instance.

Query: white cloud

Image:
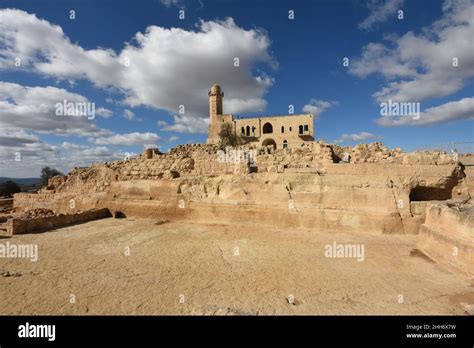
[60,142,88,150]
[376,97,474,127]
[0,82,109,137]
[123,109,135,120]
[96,107,113,118]
[118,17,275,121]
[302,99,337,118]
[0,127,57,178]
[94,132,161,146]
[143,144,159,150]
[160,114,209,134]
[351,0,474,103]
[0,9,121,85]
[157,120,169,127]
[334,132,380,144]
[160,0,185,8]
[80,146,116,159]
[0,136,124,178]
[224,98,268,115]
[57,144,124,173]
[168,136,180,142]
[0,129,39,147]
[358,0,404,30]
[348,42,417,80]
[0,10,276,133]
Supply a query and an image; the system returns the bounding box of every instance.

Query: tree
[218,123,241,149]
[0,180,21,197]
[41,167,64,187]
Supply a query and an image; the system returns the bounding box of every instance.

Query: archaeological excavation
[1,139,473,315]
[2,1,474,344]
[1,84,473,316]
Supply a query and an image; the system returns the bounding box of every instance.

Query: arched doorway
[262,138,277,149]
[283,140,288,149]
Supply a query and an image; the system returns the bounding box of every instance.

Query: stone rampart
[3,208,111,236]
[417,202,473,277]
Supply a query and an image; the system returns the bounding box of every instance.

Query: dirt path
[1,218,472,315]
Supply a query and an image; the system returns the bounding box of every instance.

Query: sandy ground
[0,218,472,315]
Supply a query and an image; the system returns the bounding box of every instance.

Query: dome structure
[209,83,222,95]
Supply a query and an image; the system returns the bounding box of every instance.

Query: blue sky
[0,0,473,177]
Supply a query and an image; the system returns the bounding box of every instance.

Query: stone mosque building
[207,84,314,149]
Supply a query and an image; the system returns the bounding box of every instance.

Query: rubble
[9,141,471,237]
[36,141,458,195]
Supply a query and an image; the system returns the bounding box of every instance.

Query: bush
[218,123,241,149]
[41,167,64,187]
[0,180,21,197]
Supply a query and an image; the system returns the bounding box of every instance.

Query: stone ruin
[2,140,473,277]
[31,141,464,194]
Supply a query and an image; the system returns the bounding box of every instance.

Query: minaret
[209,83,223,118]
[207,83,224,144]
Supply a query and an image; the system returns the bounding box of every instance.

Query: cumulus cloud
[348,42,417,80]
[94,132,161,146]
[96,107,113,118]
[376,97,474,127]
[0,82,109,137]
[351,0,474,104]
[0,10,276,133]
[160,114,209,134]
[358,0,405,30]
[224,98,268,115]
[118,18,275,120]
[0,128,58,177]
[0,129,39,147]
[0,81,120,176]
[168,136,180,142]
[0,9,121,85]
[156,120,169,127]
[0,136,125,178]
[0,138,57,163]
[302,99,338,118]
[334,132,380,144]
[123,109,135,120]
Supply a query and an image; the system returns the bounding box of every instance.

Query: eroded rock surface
[12,142,471,236]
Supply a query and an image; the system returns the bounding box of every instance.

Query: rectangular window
[304,125,309,132]
[281,126,284,133]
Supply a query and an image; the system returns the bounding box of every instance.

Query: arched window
[281,126,285,133]
[241,127,245,135]
[299,125,303,134]
[246,125,250,136]
[283,140,288,149]
[263,122,273,134]
[252,126,256,135]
